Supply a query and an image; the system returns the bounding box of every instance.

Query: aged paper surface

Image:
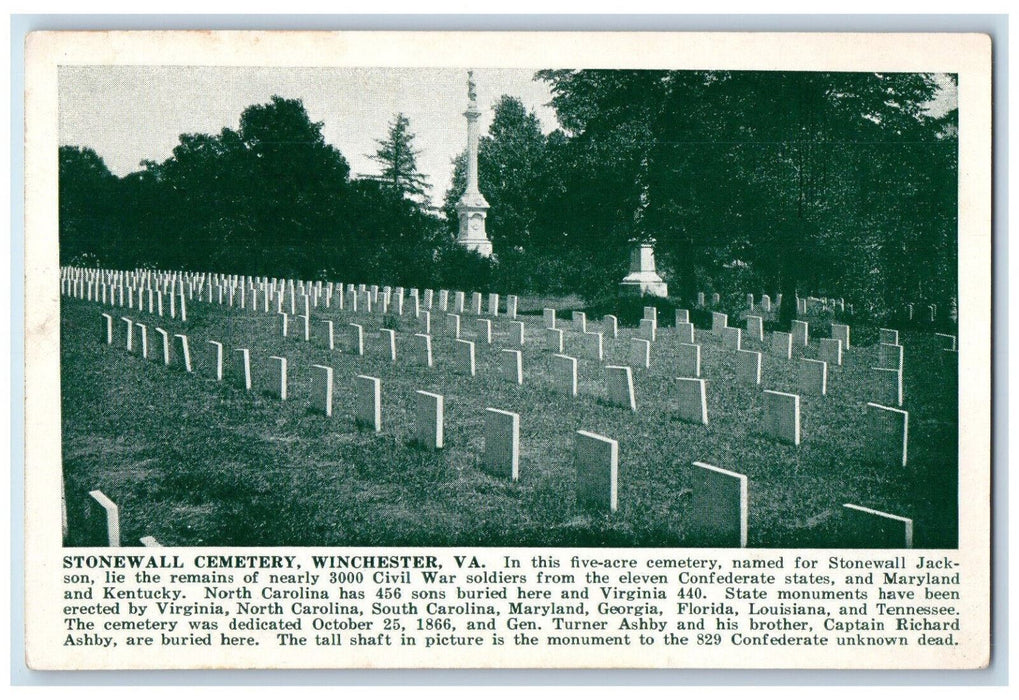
[24,30,991,670]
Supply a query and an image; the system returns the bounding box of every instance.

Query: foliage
[368,112,431,204]
[59,74,958,318]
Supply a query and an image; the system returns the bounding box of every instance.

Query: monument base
[619,272,668,298]
[458,237,493,258]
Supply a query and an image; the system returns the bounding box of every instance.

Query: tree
[534,68,954,313]
[58,146,119,265]
[369,113,430,204]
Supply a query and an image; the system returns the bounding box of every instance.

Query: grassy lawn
[60,290,958,548]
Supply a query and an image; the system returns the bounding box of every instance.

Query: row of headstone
[573,431,910,547]
[63,266,524,323]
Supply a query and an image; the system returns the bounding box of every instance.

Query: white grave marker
[415,391,444,450]
[764,390,800,445]
[605,365,636,411]
[311,364,334,416]
[552,354,578,397]
[574,430,618,512]
[674,378,708,425]
[354,375,382,432]
[687,462,748,547]
[483,408,520,480]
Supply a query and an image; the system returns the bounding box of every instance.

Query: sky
[58,66,560,203]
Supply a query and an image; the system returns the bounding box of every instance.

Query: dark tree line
[60,96,446,285]
[61,72,957,317]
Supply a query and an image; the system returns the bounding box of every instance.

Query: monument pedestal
[456,191,493,257]
[619,241,668,297]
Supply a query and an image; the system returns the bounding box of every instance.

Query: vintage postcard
[23,30,991,670]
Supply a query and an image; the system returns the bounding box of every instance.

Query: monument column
[456,71,493,257]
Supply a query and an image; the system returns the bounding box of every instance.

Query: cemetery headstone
[500,349,523,385]
[207,341,223,381]
[866,402,909,467]
[603,314,618,339]
[746,315,764,342]
[638,318,657,342]
[134,323,149,360]
[101,313,113,345]
[579,331,604,361]
[446,313,462,339]
[819,338,843,367]
[380,329,397,362]
[676,322,695,344]
[831,323,851,350]
[81,490,120,547]
[574,430,618,512]
[311,364,334,417]
[631,338,651,370]
[483,408,520,480]
[687,462,748,547]
[415,390,444,450]
[354,375,382,432]
[879,328,899,345]
[547,327,565,353]
[872,367,904,407]
[573,311,587,333]
[412,334,433,367]
[348,324,364,356]
[543,308,556,329]
[476,318,493,345]
[764,390,801,445]
[269,356,288,400]
[120,317,134,352]
[736,350,762,385]
[878,343,904,371]
[771,331,793,360]
[722,326,742,350]
[935,332,957,351]
[798,358,827,396]
[321,320,335,351]
[173,334,193,373]
[605,365,636,411]
[552,354,578,397]
[510,321,525,347]
[841,503,913,548]
[677,343,701,378]
[154,328,172,366]
[712,312,728,335]
[506,295,518,319]
[234,348,252,391]
[674,377,708,425]
[791,320,809,347]
[454,339,476,376]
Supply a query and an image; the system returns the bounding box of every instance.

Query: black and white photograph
[56,64,960,549]
[22,30,992,671]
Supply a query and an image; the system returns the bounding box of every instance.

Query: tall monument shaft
[465,104,481,194]
[456,71,493,257]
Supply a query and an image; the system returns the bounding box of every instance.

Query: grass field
[60,290,958,548]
